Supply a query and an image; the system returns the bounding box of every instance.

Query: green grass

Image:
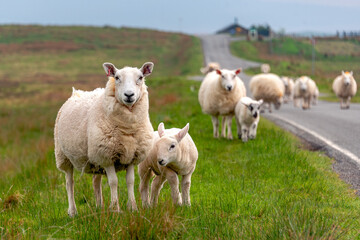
[1,26,360,239]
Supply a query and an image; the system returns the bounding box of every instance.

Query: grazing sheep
[235,97,263,142]
[139,123,198,207]
[54,62,154,217]
[198,68,246,139]
[281,76,294,103]
[332,71,357,109]
[200,62,221,75]
[249,73,284,113]
[260,63,271,73]
[293,76,317,110]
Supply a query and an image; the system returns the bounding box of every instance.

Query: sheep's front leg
[150,175,166,207]
[165,169,182,206]
[268,103,272,113]
[346,97,351,109]
[236,119,242,140]
[225,116,233,140]
[221,116,227,138]
[181,173,192,206]
[241,127,248,142]
[65,167,77,217]
[139,166,153,208]
[104,165,120,212]
[126,164,137,211]
[93,175,104,208]
[249,123,257,140]
[211,116,219,138]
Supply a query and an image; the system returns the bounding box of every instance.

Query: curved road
[199,34,360,193]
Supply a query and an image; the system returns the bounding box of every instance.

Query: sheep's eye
[139,76,143,81]
[249,106,253,111]
[115,76,120,81]
[169,144,175,151]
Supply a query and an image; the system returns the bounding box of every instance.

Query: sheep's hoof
[68,208,78,218]
[127,201,138,212]
[227,135,233,140]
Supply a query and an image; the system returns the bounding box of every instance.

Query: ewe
[235,97,263,142]
[332,71,357,109]
[139,123,198,207]
[293,76,317,110]
[54,62,154,217]
[198,68,246,139]
[281,76,294,103]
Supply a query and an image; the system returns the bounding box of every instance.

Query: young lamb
[200,62,221,75]
[249,73,284,113]
[332,71,357,109]
[54,62,154,217]
[235,97,263,142]
[198,68,246,139]
[138,123,198,207]
[260,63,271,73]
[293,76,317,110]
[281,76,294,103]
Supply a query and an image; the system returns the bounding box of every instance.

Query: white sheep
[249,73,284,113]
[260,63,271,73]
[332,71,357,109]
[281,76,294,103]
[198,68,246,139]
[312,85,319,105]
[138,122,198,207]
[200,62,221,75]
[293,76,317,110]
[54,62,154,217]
[235,97,263,142]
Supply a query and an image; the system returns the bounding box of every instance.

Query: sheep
[54,62,154,217]
[260,63,271,73]
[332,71,357,109]
[198,68,246,139]
[200,62,221,75]
[235,97,263,142]
[138,122,198,207]
[312,85,319,105]
[281,76,294,103]
[249,73,284,113]
[293,76,317,110]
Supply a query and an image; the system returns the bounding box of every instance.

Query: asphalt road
[198,34,360,194]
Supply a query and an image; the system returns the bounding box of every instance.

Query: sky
[0,0,359,35]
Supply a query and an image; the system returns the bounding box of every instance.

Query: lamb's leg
[221,116,227,138]
[150,175,166,207]
[211,116,219,138]
[139,166,153,208]
[249,123,257,140]
[181,173,192,206]
[93,175,103,208]
[65,168,77,217]
[126,164,137,211]
[165,169,182,206]
[104,165,120,212]
[225,116,233,140]
[241,127,248,142]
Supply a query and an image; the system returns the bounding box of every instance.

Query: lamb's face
[248,100,263,118]
[156,137,179,166]
[103,62,154,107]
[216,68,241,92]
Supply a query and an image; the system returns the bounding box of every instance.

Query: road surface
[198,34,360,193]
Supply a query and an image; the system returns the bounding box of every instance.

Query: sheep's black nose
[253,112,258,118]
[158,159,165,165]
[124,92,135,98]
[227,86,232,91]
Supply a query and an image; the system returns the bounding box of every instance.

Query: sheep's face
[342,71,353,87]
[299,78,308,92]
[242,98,263,118]
[156,122,189,167]
[216,68,241,92]
[103,62,154,107]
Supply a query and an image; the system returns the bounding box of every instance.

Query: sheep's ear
[215,69,222,75]
[234,68,242,75]
[341,70,345,76]
[175,123,189,143]
[103,63,117,77]
[258,99,264,105]
[240,98,249,107]
[158,122,165,138]
[350,71,353,76]
[140,62,154,77]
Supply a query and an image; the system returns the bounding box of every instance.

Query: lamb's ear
[175,123,189,143]
[240,98,249,107]
[258,99,264,105]
[234,68,242,75]
[215,69,222,76]
[103,63,117,77]
[140,62,154,77]
[158,122,165,138]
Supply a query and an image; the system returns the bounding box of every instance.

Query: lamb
[332,71,357,109]
[293,76,317,110]
[54,62,154,217]
[198,68,246,139]
[200,62,221,75]
[260,63,271,73]
[249,73,284,113]
[235,97,263,142]
[281,76,294,103]
[138,123,198,207]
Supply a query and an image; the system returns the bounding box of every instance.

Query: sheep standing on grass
[198,68,246,139]
[139,123,198,207]
[281,76,294,103]
[54,62,154,217]
[235,97,263,142]
[293,76,317,110]
[332,71,357,109]
[249,73,284,113]
[200,62,220,75]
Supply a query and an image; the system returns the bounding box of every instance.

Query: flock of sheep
[54,60,357,217]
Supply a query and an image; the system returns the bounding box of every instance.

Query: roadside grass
[230,37,360,102]
[1,26,360,239]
